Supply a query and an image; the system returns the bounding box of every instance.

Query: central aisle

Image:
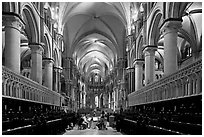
[63,127,123,135]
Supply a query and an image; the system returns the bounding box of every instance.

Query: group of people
[77,110,108,130]
[77,114,90,129]
[96,110,108,130]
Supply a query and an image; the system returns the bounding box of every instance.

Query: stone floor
[63,122,123,135]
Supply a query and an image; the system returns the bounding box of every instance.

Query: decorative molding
[160,18,182,36]
[2,12,25,31]
[143,45,157,52]
[128,59,202,106]
[29,43,44,54]
[160,18,183,29]
[133,58,145,66]
[2,66,62,106]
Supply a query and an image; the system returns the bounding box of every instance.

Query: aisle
[63,125,122,135]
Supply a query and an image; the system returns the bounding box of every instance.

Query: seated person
[78,115,88,129]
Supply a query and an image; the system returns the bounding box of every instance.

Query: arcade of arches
[2,2,202,134]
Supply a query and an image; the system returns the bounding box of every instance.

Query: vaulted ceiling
[59,2,129,80]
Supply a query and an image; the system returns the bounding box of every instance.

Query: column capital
[54,66,63,69]
[143,45,157,57]
[133,59,145,66]
[54,66,63,72]
[29,43,44,55]
[143,45,157,52]
[161,18,182,36]
[43,57,55,64]
[2,12,25,31]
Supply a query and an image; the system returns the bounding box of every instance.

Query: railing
[128,59,202,106]
[2,66,62,106]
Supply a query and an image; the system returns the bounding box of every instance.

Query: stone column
[83,91,86,108]
[162,19,182,76]
[188,77,193,95]
[66,57,73,80]
[113,87,116,111]
[108,92,111,108]
[117,58,126,81]
[3,13,24,73]
[134,59,144,91]
[143,46,157,85]
[128,68,135,93]
[132,69,135,92]
[126,68,131,94]
[53,66,62,92]
[196,74,201,94]
[58,67,62,93]
[29,43,44,84]
[79,91,81,109]
[128,69,131,94]
[43,58,54,89]
[65,57,74,98]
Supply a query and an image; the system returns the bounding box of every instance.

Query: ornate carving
[43,58,55,65]
[29,44,44,55]
[128,59,202,106]
[161,20,182,36]
[2,66,61,106]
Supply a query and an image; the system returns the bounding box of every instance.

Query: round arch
[136,35,144,59]
[21,3,39,43]
[43,34,51,58]
[148,9,162,45]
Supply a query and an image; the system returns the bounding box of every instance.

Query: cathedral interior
[2,2,202,135]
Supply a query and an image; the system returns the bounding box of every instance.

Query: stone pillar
[128,68,135,93]
[29,43,44,84]
[65,57,74,97]
[66,57,73,80]
[108,92,111,108]
[134,59,144,91]
[143,46,157,85]
[162,19,182,76]
[80,91,82,108]
[188,77,193,95]
[196,74,201,94]
[128,68,131,94]
[113,87,116,111]
[3,13,24,73]
[126,68,131,94]
[83,91,86,108]
[117,58,126,81]
[132,69,135,92]
[43,58,54,89]
[116,58,126,109]
[53,66,62,92]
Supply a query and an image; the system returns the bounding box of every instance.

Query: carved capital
[3,13,25,31]
[143,45,157,57]
[54,66,63,73]
[161,19,182,36]
[43,58,54,65]
[29,43,44,55]
[133,58,145,66]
